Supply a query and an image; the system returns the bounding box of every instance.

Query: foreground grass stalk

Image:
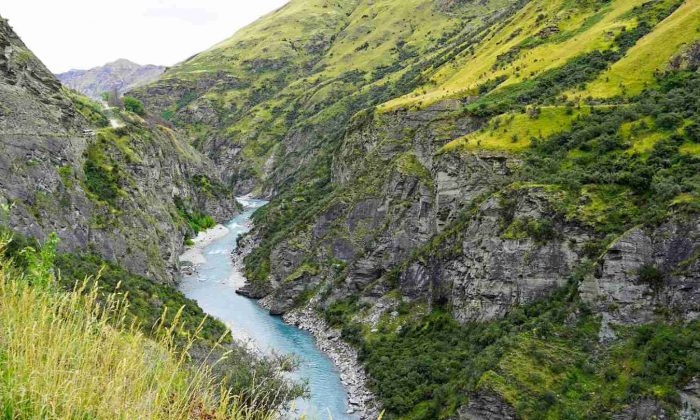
[0,236,275,419]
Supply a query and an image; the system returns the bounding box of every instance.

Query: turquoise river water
[178,197,356,419]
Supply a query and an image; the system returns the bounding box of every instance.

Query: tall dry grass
[0,234,275,419]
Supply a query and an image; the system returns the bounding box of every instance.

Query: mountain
[0,13,295,417]
[0,16,240,283]
[133,0,700,417]
[57,58,165,99]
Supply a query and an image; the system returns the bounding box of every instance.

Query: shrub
[686,122,700,142]
[655,113,683,130]
[83,144,122,206]
[174,196,217,237]
[638,264,665,292]
[123,96,146,116]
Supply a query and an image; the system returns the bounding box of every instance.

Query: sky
[1,0,289,73]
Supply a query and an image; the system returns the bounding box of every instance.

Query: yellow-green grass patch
[441,106,590,153]
[580,0,700,98]
[383,0,645,110]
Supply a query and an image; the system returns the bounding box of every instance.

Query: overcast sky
[2,0,289,73]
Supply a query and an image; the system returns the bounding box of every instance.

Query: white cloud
[1,0,288,73]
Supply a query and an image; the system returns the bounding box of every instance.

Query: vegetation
[519,70,700,232]
[55,252,228,344]
[83,141,123,206]
[123,95,146,116]
[64,87,110,127]
[175,196,216,237]
[325,265,700,419]
[0,233,276,419]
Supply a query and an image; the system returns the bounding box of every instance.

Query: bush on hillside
[123,96,146,116]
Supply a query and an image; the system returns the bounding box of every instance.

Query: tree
[106,88,122,108]
[123,96,145,116]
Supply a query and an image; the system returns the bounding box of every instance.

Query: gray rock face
[681,377,700,420]
[612,398,669,420]
[247,102,597,322]
[245,96,700,332]
[245,102,597,322]
[456,391,516,420]
[0,16,237,282]
[580,219,700,325]
[402,187,591,322]
[130,71,255,193]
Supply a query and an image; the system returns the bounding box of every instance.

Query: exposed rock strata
[580,218,700,325]
[456,391,516,420]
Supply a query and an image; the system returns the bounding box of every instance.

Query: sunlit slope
[580,0,700,98]
[135,0,513,187]
[383,0,688,110]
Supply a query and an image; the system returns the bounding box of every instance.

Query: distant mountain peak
[56,59,165,99]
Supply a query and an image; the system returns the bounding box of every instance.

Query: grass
[383,0,643,110]
[396,152,433,186]
[581,0,700,98]
[441,106,591,153]
[0,234,272,419]
[618,116,666,153]
[680,141,700,155]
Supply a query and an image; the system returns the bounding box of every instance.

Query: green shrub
[83,144,122,206]
[655,112,683,130]
[685,122,700,142]
[174,196,216,238]
[638,264,665,292]
[123,96,146,116]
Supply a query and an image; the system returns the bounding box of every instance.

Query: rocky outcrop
[399,186,592,322]
[456,391,516,420]
[243,102,594,323]
[612,399,669,420]
[681,377,700,420]
[580,218,700,325]
[0,16,238,282]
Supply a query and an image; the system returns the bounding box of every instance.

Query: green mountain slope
[133,0,516,192]
[135,0,700,418]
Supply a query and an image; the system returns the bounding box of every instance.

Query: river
[178,196,356,419]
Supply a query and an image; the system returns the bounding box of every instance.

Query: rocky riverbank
[282,308,379,419]
[232,232,378,419]
[179,224,230,270]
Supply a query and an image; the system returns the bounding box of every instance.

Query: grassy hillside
[384,0,697,109]
[0,226,300,415]
[0,233,274,419]
[133,0,515,191]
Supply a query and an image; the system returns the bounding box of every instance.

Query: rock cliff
[0,16,237,282]
[581,218,700,326]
